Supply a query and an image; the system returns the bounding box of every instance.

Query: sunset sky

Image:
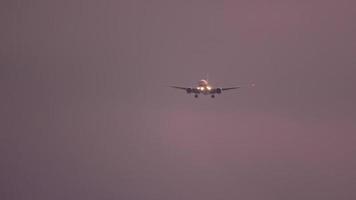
[1,1,356,199]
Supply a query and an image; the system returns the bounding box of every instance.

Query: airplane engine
[186,88,193,94]
[216,88,222,94]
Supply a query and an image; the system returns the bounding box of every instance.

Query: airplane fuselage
[196,79,213,95]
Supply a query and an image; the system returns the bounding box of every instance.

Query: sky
[1,0,356,199]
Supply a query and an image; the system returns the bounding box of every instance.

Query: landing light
[207,86,211,90]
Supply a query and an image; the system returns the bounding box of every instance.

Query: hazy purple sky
[1,0,356,199]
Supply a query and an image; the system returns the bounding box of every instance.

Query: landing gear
[194,94,199,98]
[211,95,215,98]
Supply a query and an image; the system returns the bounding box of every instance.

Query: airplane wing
[221,86,240,91]
[170,86,198,93]
[170,86,188,90]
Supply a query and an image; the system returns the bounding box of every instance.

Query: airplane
[170,79,242,98]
